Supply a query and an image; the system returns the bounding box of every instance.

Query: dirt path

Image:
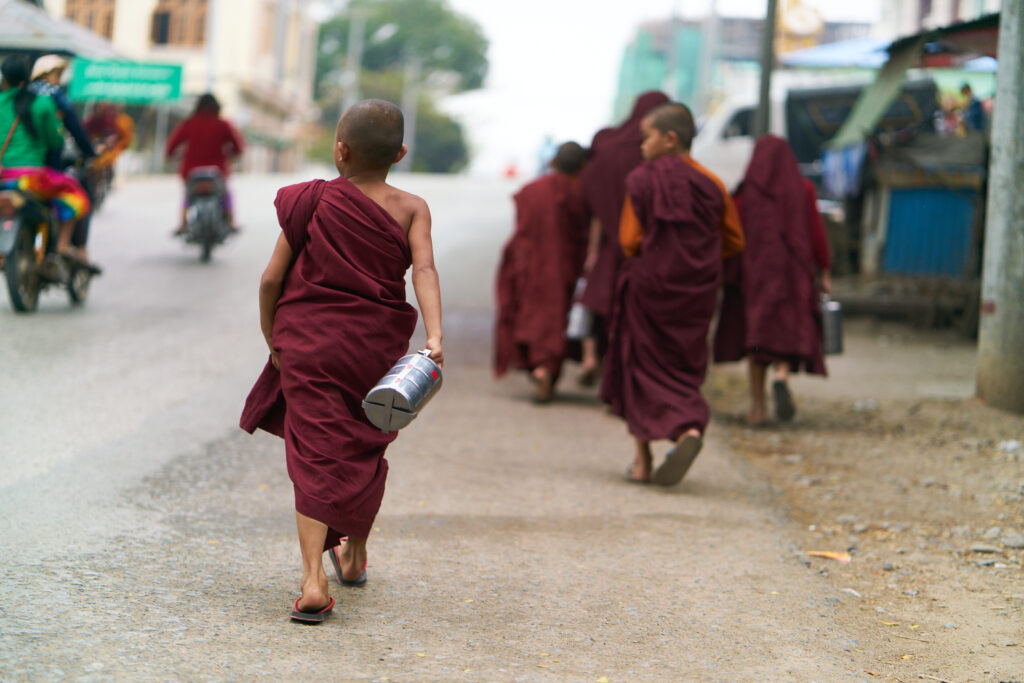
[708,318,1024,682]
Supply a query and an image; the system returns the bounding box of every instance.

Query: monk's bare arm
[584,216,602,273]
[407,196,444,367]
[259,233,293,368]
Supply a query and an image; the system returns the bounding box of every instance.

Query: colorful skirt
[0,167,90,222]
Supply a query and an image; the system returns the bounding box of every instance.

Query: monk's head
[550,141,587,176]
[640,103,695,161]
[335,99,407,175]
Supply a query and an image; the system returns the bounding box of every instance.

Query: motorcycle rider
[164,93,244,235]
[0,57,90,263]
[29,55,101,266]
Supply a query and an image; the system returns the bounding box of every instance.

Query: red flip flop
[328,540,368,587]
[290,595,334,623]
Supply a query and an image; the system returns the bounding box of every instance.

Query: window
[152,11,171,45]
[64,0,116,39]
[723,108,754,139]
[150,0,208,47]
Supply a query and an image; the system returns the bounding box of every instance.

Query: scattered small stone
[904,589,918,596]
[783,454,803,465]
[984,526,1002,540]
[896,548,910,554]
[882,562,895,571]
[950,525,971,538]
[852,399,879,412]
[795,476,820,488]
[977,559,996,567]
[970,544,1001,554]
[840,588,862,598]
[837,514,858,525]
[997,439,1022,453]
[944,623,956,629]
[994,563,1008,569]
[853,523,869,534]
[1000,530,1024,549]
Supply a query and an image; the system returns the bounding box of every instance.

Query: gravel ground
[708,317,1024,682]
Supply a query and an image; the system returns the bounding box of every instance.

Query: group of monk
[236,91,832,624]
[493,91,833,486]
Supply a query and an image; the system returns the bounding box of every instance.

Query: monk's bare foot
[628,439,653,482]
[746,407,766,426]
[531,367,554,404]
[339,537,368,583]
[297,574,331,612]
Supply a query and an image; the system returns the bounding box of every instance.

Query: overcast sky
[441,0,882,176]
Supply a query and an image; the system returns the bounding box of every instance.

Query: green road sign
[68,59,182,104]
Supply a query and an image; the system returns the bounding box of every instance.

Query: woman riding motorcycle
[0,57,90,263]
[165,93,244,235]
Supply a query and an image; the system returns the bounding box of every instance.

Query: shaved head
[647,103,696,150]
[337,99,405,170]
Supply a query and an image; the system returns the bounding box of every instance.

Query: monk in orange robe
[602,103,744,486]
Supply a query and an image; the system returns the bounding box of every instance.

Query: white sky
[442,0,882,176]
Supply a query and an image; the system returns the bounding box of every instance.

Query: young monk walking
[493,142,589,402]
[602,103,744,486]
[713,135,831,424]
[240,99,443,622]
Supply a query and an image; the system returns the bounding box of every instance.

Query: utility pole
[976,0,1024,414]
[696,0,719,115]
[339,7,366,118]
[396,54,421,173]
[754,0,779,137]
[206,0,218,92]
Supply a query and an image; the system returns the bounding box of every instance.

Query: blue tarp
[780,37,890,69]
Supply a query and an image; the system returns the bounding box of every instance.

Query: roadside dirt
[706,318,1024,682]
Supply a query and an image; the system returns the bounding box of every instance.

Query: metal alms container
[821,295,843,355]
[362,349,443,433]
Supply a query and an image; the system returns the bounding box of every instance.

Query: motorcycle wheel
[68,263,91,305]
[4,222,42,312]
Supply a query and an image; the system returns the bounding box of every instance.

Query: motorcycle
[179,166,231,262]
[0,184,98,312]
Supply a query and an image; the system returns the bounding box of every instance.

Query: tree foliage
[316,0,488,98]
[314,0,487,173]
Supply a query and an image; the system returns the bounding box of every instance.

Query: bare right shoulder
[385,185,430,234]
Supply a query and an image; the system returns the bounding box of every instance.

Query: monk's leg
[748,360,768,425]
[579,336,600,385]
[772,363,795,421]
[531,366,554,403]
[295,511,331,611]
[630,438,653,482]
[338,536,369,582]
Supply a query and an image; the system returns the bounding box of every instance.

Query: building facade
[614,13,873,121]
[45,0,319,172]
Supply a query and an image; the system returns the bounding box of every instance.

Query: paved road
[1,173,871,680]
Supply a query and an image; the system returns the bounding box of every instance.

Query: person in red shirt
[165,93,244,233]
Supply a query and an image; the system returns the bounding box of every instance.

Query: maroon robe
[579,91,670,318]
[600,155,724,441]
[240,176,417,549]
[494,172,588,379]
[712,135,826,375]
